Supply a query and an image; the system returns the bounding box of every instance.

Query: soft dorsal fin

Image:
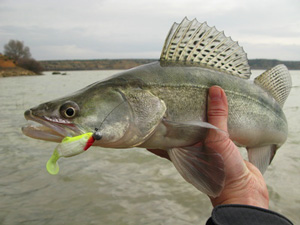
[160,17,251,79]
[254,64,292,107]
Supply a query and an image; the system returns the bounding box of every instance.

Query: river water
[0,69,299,224]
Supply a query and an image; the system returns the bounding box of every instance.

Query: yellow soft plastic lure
[46,132,94,175]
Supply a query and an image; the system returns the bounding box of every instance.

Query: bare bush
[17,58,43,74]
[4,40,31,62]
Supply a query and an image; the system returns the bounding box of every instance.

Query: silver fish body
[22,18,292,197]
[109,62,288,150]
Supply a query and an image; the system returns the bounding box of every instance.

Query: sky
[1,0,300,61]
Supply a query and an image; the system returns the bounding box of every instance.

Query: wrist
[210,168,269,209]
[210,194,269,209]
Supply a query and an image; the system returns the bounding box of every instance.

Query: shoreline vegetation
[1,56,300,77]
[1,40,43,77]
[0,54,38,77]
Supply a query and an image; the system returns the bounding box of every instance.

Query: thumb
[206,86,232,157]
[206,86,247,180]
[207,86,228,131]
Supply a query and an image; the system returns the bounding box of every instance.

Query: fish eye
[59,101,79,119]
[65,107,75,118]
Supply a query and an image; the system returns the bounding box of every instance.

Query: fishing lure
[46,131,102,175]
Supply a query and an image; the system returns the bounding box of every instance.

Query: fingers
[207,86,228,132]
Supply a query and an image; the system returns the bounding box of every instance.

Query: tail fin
[254,64,292,107]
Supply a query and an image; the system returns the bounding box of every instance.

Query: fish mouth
[22,109,81,142]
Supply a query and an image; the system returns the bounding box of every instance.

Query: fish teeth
[44,116,70,124]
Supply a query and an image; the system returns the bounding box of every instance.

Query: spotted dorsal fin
[160,17,251,79]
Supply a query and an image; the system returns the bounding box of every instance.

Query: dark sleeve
[206,204,293,225]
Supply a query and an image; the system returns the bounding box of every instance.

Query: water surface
[0,70,299,224]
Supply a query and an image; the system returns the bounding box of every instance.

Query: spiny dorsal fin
[160,17,251,79]
[254,64,292,107]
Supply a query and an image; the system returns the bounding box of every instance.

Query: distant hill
[39,59,156,71]
[40,59,300,71]
[249,59,300,70]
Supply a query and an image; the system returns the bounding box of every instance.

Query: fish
[22,18,292,197]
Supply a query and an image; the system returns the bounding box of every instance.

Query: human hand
[205,86,269,208]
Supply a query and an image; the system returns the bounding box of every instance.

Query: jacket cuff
[206,204,293,225]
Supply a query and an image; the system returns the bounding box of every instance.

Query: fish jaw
[22,109,82,142]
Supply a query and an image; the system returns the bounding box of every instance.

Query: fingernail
[209,86,222,101]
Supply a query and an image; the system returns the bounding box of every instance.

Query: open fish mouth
[22,109,81,142]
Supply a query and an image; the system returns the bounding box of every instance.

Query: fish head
[22,84,134,145]
[22,83,166,148]
[23,98,82,142]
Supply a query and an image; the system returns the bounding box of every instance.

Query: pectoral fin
[168,145,225,197]
[162,119,228,147]
[145,119,227,196]
[247,145,277,174]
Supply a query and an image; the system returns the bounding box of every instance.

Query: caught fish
[22,18,292,197]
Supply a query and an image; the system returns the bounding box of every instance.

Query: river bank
[0,55,38,77]
[2,57,300,77]
[0,67,37,77]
